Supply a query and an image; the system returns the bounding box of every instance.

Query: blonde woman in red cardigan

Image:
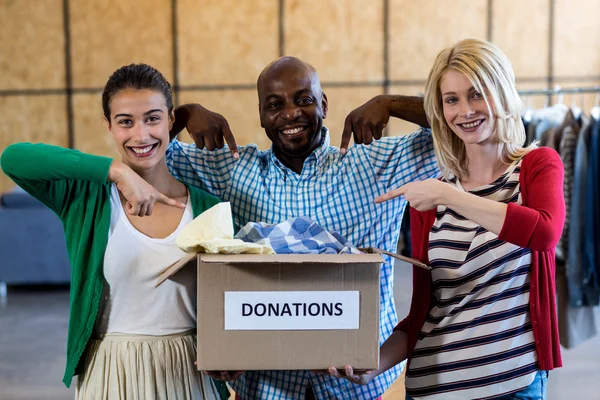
[329,39,565,400]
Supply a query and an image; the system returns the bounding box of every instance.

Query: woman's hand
[327,365,376,385]
[108,161,186,216]
[375,179,456,211]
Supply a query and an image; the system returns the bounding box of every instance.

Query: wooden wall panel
[73,93,120,158]
[70,0,173,88]
[177,90,268,149]
[554,0,600,77]
[0,95,68,192]
[285,0,384,83]
[177,0,279,86]
[2,0,600,194]
[320,86,383,147]
[389,0,487,82]
[0,0,65,90]
[73,93,121,159]
[492,0,549,79]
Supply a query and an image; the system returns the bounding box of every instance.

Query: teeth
[131,145,154,154]
[281,127,304,135]
[461,120,482,129]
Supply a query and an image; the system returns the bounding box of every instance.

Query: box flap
[156,252,197,287]
[198,253,384,264]
[360,247,430,270]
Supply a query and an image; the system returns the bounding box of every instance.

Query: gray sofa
[0,187,70,291]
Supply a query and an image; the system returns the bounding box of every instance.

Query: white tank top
[95,184,196,335]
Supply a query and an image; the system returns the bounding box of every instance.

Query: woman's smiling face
[107,89,173,172]
[440,69,496,146]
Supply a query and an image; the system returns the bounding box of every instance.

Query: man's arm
[166,139,238,199]
[365,129,439,192]
[170,103,239,158]
[382,95,429,127]
[340,95,428,153]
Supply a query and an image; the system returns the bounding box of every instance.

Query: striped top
[405,160,538,400]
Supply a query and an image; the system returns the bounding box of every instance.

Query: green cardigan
[1,143,229,398]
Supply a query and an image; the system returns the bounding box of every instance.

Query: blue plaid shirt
[235,217,362,255]
[166,127,437,399]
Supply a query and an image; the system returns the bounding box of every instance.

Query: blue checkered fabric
[166,127,437,399]
[235,217,361,255]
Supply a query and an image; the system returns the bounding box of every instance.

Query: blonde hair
[423,38,535,180]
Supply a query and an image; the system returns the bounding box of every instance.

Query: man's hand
[375,179,455,211]
[340,95,428,154]
[108,161,186,216]
[340,95,391,154]
[170,103,239,158]
[327,365,376,385]
[204,370,244,382]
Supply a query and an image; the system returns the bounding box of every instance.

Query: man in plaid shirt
[166,57,437,399]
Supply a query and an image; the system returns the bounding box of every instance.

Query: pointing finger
[374,186,407,204]
[156,192,186,209]
[221,123,239,159]
[340,117,353,155]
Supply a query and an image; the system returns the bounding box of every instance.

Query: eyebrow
[114,109,164,118]
[442,87,476,96]
[295,89,313,95]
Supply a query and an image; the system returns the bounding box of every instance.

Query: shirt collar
[269,127,331,175]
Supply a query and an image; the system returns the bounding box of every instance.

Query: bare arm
[384,95,429,128]
[328,329,408,384]
[444,189,508,235]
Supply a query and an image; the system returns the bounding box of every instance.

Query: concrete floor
[1,262,600,399]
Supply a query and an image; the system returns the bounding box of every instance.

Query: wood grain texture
[492,0,550,79]
[70,0,173,88]
[553,0,600,77]
[389,0,487,81]
[72,93,120,158]
[285,0,384,82]
[0,0,65,90]
[177,0,279,86]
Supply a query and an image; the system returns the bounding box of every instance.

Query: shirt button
[531,284,535,289]
[532,303,536,308]
[533,321,538,326]
[536,340,540,344]
[577,300,583,306]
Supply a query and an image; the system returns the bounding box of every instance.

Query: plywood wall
[1,0,600,193]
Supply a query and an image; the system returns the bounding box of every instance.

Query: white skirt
[75,330,221,400]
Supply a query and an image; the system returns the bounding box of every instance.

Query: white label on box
[224,291,360,330]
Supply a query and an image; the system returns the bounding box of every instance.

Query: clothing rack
[518,86,600,96]
[519,86,600,116]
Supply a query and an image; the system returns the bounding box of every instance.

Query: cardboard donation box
[157,252,384,371]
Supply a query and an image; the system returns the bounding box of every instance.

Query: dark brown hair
[101,63,173,120]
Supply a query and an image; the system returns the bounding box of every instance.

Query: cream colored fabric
[176,202,273,254]
[75,331,220,400]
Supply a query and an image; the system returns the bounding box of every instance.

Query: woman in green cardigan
[1,64,229,400]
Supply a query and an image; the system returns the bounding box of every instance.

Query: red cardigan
[395,147,565,371]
